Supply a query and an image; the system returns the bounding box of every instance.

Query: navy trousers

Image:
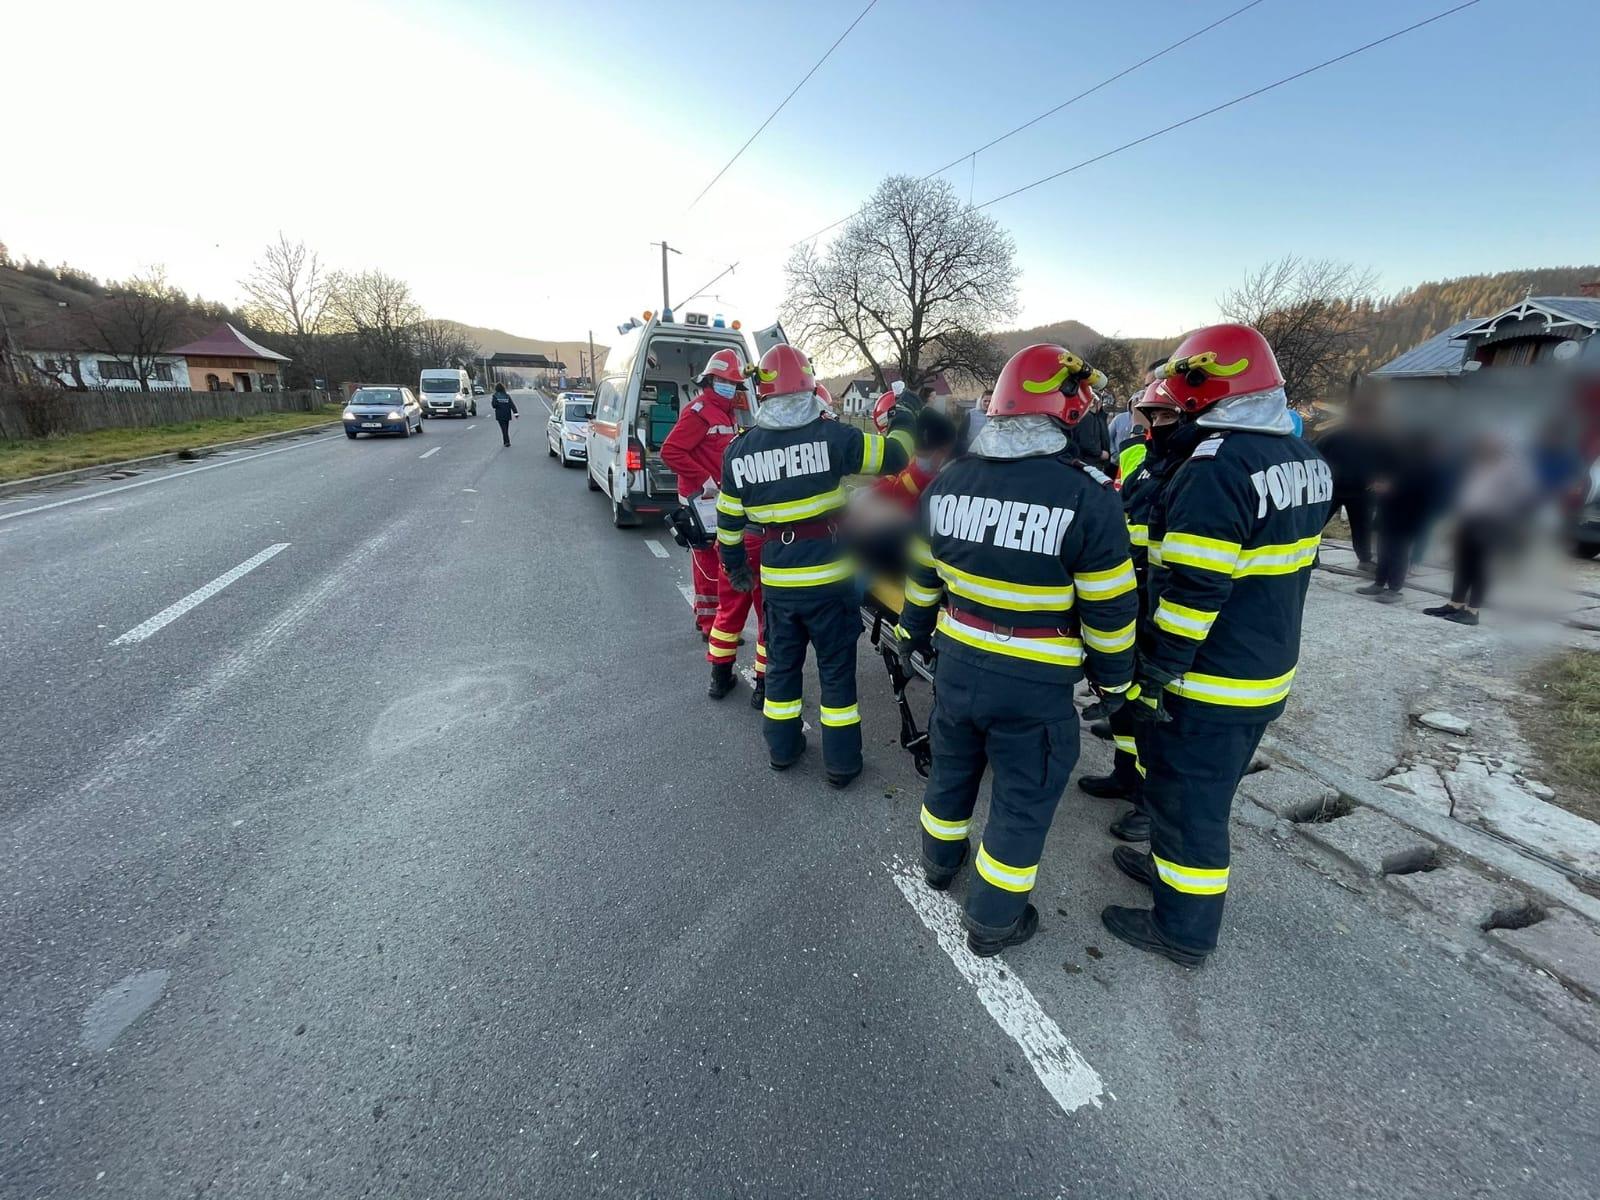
[761,591,862,777]
[1139,707,1268,955]
[919,659,1078,936]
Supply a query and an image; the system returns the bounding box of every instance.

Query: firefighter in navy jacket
[716,344,908,787]
[1078,383,1187,842]
[1102,324,1332,968]
[895,344,1137,957]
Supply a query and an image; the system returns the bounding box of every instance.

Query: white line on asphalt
[110,544,290,646]
[645,539,670,558]
[677,583,694,605]
[466,423,477,430]
[888,857,1107,1116]
[0,436,339,524]
[418,446,440,459]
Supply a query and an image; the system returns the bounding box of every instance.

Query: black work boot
[1100,905,1206,968]
[707,662,736,700]
[1077,772,1132,801]
[769,735,807,772]
[965,904,1040,958]
[1109,808,1152,842]
[826,768,861,790]
[1088,719,1112,741]
[749,676,765,710]
[924,840,969,892]
[1112,845,1155,889]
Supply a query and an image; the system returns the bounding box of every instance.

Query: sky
[4,0,1597,352]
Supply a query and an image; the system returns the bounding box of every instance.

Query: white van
[419,367,476,418]
[586,312,764,527]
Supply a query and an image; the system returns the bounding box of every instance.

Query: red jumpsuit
[871,459,938,512]
[660,386,741,637]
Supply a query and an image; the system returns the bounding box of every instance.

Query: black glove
[726,563,755,593]
[1086,688,1126,720]
[895,627,932,672]
[1125,679,1171,725]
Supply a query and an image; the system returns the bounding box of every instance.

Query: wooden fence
[0,385,329,440]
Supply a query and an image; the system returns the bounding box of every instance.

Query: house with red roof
[168,323,291,393]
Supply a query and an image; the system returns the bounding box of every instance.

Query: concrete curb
[1256,734,1600,932]
[0,420,343,499]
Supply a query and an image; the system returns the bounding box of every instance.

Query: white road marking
[645,539,670,559]
[0,435,339,523]
[418,446,440,459]
[110,543,289,646]
[888,857,1107,1115]
[466,424,477,430]
[677,583,694,606]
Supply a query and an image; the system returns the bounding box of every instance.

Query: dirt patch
[1518,651,1600,824]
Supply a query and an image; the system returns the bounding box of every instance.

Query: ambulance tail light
[626,439,644,472]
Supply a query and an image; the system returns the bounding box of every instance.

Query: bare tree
[1219,257,1378,403]
[240,234,331,339]
[781,175,1019,388]
[1085,337,1141,404]
[80,268,187,392]
[414,318,479,370]
[327,269,423,382]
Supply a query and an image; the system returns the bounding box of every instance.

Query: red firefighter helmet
[697,347,746,386]
[814,383,839,420]
[872,389,898,433]
[1158,323,1283,414]
[1133,380,1183,413]
[988,344,1105,427]
[752,344,815,398]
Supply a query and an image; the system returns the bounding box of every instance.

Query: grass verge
[0,407,344,483]
[1522,649,1600,824]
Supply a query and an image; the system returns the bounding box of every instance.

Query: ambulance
[586,309,785,527]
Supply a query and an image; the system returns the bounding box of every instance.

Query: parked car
[472,382,486,396]
[547,393,594,467]
[419,367,476,418]
[343,386,424,438]
[1575,459,1600,559]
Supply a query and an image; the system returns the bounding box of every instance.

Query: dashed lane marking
[888,857,1108,1116]
[418,446,440,459]
[466,424,477,430]
[110,543,290,646]
[645,539,670,559]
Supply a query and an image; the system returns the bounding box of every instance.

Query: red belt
[943,606,1077,639]
[767,519,839,544]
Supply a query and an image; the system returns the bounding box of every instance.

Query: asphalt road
[3,393,1598,1198]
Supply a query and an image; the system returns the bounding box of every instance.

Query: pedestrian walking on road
[1424,433,1536,627]
[490,383,518,446]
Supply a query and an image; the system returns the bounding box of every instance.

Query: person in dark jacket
[1315,402,1384,572]
[1357,430,1447,602]
[1068,391,1112,467]
[490,384,518,446]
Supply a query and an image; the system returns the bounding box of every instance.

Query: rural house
[169,323,291,392]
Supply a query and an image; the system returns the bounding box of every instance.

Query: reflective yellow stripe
[1081,619,1136,653]
[1233,536,1320,577]
[1074,559,1137,600]
[708,642,738,660]
[716,491,744,516]
[819,703,860,727]
[745,487,845,523]
[860,433,886,474]
[763,698,803,720]
[903,579,942,607]
[717,527,743,546]
[756,642,766,656]
[1126,522,1150,548]
[1113,734,1138,755]
[1167,667,1296,707]
[1152,854,1229,895]
[709,628,739,644]
[1152,598,1218,641]
[888,427,914,455]
[1147,543,1164,566]
[975,844,1037,893]
[936,610,1083,667]
[921,806,970,841]
[1098,680,1131,694]
[760,558,854,588]
[1161,532,1241,575]
[934,558,1074,612]
[909,537,935,568]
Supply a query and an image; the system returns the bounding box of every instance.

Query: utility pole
[588,329,597,390]
[651,241,681,313]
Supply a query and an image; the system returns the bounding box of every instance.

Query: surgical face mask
[914,455,935,473]
[712,381,738,400]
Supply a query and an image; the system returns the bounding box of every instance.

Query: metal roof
[1452,296,1600,339]
[1369,318,1479,378]
[168,323,290,362]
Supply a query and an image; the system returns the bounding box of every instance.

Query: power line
[786,0,1272,248]
[686,0,880,212]
[975,0,1483,211]
[671,261,740,312]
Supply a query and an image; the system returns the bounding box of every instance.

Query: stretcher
[859,576,936,778]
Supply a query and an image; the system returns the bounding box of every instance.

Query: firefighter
[895,344,1138,956]
[1078,383,1186,845]
[716,344,909,787]
[661,349,747,656]
[873,380,959,466]
[1103,323,1332,968]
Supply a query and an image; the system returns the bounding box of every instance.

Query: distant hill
[0,262,111,330]
[442,320,608,376]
